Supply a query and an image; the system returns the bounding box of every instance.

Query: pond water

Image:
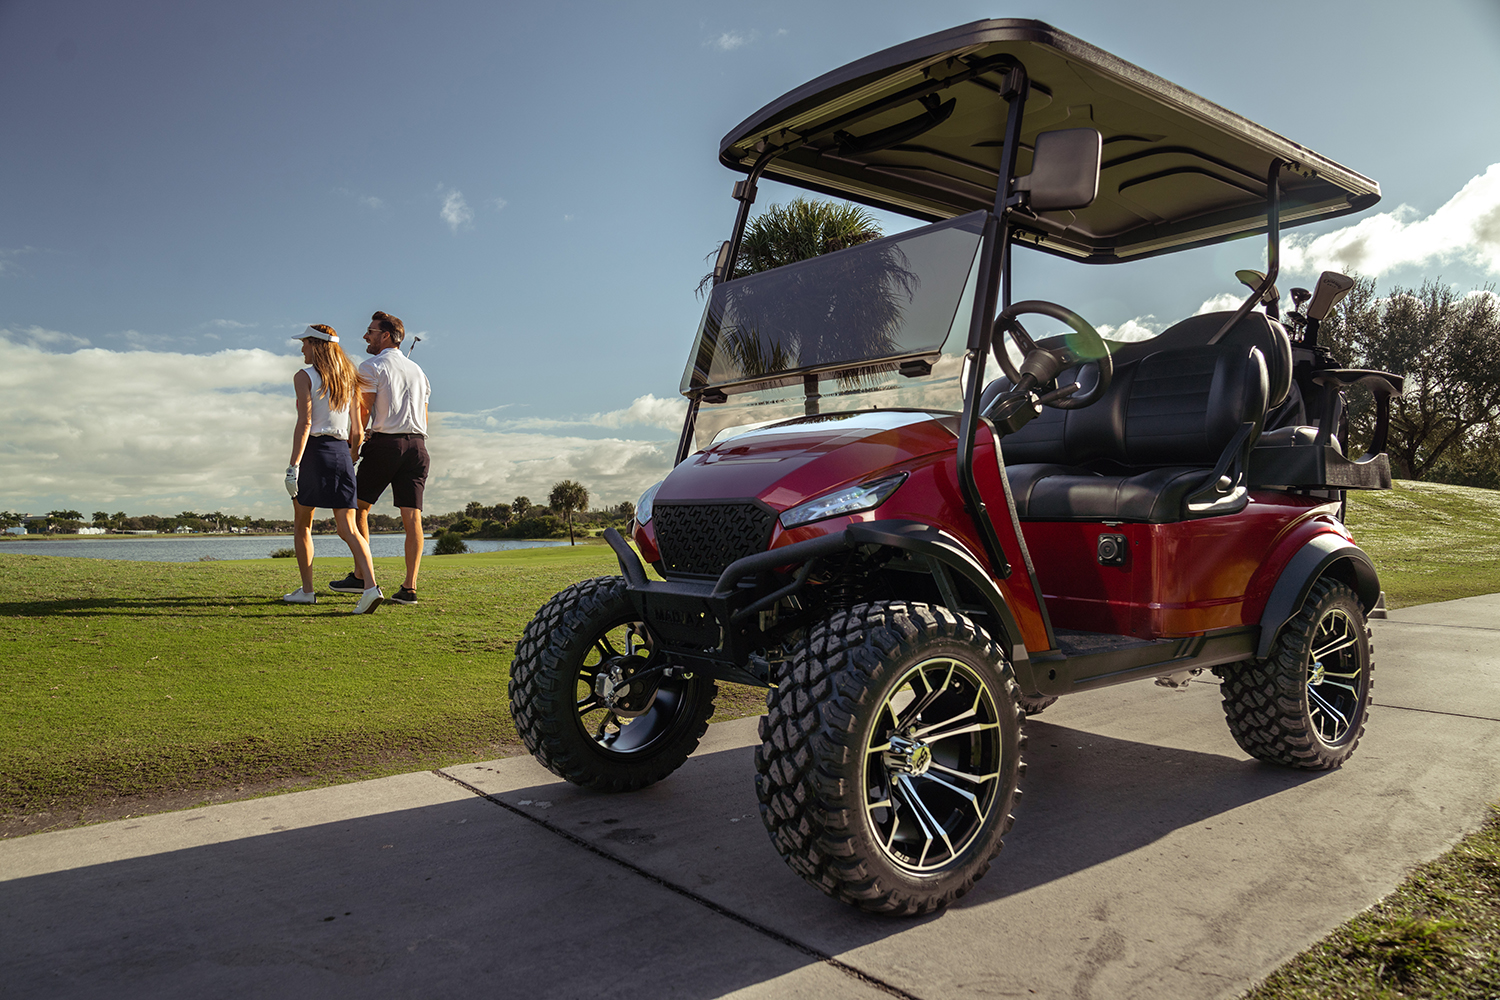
[0,535,573,563]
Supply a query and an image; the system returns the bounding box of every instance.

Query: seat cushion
[1007,463,1218,522]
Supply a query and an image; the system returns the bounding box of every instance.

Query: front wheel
[509,576,716,791]
[1218,578,1373,769]
[756,602,1024,915]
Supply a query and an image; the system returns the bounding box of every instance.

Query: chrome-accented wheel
[1306,606,1364,746]
[756,602,1024,915]
[864,657,1004,873]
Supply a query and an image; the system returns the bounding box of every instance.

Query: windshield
[683,211,986,451]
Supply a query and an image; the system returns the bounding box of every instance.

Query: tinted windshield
[681,211,986,394]
[684,213,985,452]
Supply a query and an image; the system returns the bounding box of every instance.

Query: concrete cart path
[3,593,1498,1000]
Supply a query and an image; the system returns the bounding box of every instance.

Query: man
[330,311,431,605]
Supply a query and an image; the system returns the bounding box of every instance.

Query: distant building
[76,527,106,535]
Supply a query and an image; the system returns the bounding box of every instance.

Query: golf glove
[284,464,299,498]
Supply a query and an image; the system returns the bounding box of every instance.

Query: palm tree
[698,197,885,293]
[695,197,916,390]
[548,480,589,546]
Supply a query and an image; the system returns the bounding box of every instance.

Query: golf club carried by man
[330,310,431,605]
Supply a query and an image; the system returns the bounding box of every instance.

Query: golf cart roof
[719,19,1380,262]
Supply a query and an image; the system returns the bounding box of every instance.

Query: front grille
[653,501,777,577]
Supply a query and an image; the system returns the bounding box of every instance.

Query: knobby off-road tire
[1017,693,1057,716]
[756,601,1024,915]
[1218,578,1373,769]
[509,576,716,791]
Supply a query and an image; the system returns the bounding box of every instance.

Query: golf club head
[1307,271,1355,321]
[1235,268,1279,304]
[1291,287,1312,309]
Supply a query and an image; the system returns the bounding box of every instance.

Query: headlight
[636,481,663,525]
[779,473,907,529]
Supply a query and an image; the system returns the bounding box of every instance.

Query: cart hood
[655,410,957,510]
[720,18,1379,262]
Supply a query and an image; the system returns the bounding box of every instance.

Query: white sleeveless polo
[305,367,352,440]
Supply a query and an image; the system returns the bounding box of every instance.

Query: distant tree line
[1322,277,1500,488]
[0,509,410,535]
[426,480,636,546]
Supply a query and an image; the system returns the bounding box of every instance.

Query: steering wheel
[992,300,1113,409]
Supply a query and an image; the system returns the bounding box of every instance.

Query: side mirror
[1306,271,1355,321]
[1016,128,1101,212]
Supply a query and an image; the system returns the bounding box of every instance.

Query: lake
[0,535,573,563]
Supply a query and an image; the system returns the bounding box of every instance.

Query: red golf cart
[509,19,1403,915]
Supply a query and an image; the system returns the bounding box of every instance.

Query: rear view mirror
[1306,271,1355,321]
[1016,128,1101,212]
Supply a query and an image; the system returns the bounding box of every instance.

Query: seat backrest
[1113,311,1291,408]
[994,342,1268,469]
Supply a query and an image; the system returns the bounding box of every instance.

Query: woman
[283,324,383,613]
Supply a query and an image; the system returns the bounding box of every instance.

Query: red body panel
[1020,493,1348,638]
[634,412,1353,654]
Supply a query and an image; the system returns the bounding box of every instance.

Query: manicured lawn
[0,543,763,825]
[0,479,1494,830]
[1345,480,1500,609]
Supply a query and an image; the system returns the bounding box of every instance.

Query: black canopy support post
[955,65,1032,584]
[673,395,700,466]
[718,145,777,286]
[1211,159,1285,345]
[803,373,820,416]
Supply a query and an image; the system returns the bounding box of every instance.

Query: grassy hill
[1346,480,1500,608]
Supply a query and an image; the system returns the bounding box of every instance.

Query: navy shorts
[297,435,358,510]
[357,433,429,510]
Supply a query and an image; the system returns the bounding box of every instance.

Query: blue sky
[3,0,1499,516]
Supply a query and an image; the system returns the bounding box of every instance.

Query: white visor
[300,325,339,343]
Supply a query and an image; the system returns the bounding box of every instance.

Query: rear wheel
[509,576,716,791]
[1218,578,1373,769]
[756,602,1024,915]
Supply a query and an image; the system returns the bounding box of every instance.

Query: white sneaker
[283,589,316,604]
[352,586,384,615]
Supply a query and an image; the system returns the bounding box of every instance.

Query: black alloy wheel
[509,576,716,791]
[757,602,1024,915]
[1218,578,1374,769]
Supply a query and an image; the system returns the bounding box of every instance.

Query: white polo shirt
[360,348,431,435]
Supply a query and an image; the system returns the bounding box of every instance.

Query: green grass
[1346,480,1500,608]
[1243,807,1500,999]
[0,480,1494,830]
[0,544,765,825]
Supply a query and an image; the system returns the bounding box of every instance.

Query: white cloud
[1195,292,1246,315]
[449,394,687,435]
[1097,315,1162,342]
[5,325,91,350]
[1283,162,1500,279]
[334,187,384,211]
[204,318,256,330]
[0,246,41,276]
[709,30,757,50]
[437,185,473,233]
[0,334,673,516]
[488,197,508,211]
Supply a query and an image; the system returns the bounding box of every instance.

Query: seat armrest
[1312,368,1404,396]
[1185,421,1258,513]
[1310,368,1403,455]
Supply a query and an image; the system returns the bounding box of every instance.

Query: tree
[48,509,83,521]
[696,197,912,390]
[92,511,109,527]
[512,496,532,520]
[614,500,635,521]
[700,197,885,291]
[549,480,590,545]
[1322,279,1500,480]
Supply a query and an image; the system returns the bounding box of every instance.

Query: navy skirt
[297,435,358,510]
